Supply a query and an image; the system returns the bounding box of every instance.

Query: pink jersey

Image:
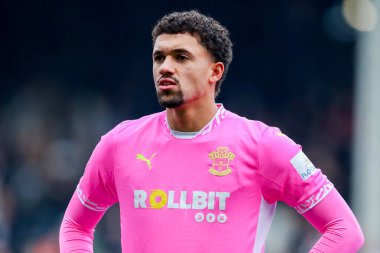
[77,105,332,253]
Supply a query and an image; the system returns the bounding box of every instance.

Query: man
[60,10,364,252]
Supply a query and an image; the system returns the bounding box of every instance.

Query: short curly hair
[152,10,233,97]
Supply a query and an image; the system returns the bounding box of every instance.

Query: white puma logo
[136,153,156,170]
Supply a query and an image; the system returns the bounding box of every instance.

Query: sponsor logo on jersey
[290,151,317,180]
[136,153,156,170]
[208,147,235,176]
[134,189,230,210]
[134,189,230,223]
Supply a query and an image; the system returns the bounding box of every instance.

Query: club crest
[209,147,235,176]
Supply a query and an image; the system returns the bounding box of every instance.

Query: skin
[152,33,224,132]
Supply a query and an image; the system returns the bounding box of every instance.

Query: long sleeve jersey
[60,105,364,252]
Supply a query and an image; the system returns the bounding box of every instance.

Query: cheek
[152,66,159,81]
[186,66,207,81]
[190,69,210,87]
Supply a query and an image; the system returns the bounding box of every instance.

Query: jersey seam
[82,131,118,210]
[257,126,285,201]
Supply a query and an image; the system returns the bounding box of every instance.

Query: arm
[257,127,364,252]
[60,128,118,252]
[302,188,364,253]
[59,194,106,253]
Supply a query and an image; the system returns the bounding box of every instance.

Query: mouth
[158,77,178,90]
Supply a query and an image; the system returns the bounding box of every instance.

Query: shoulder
[224,110,299,152]
[225,110,275,138]
[103,111,165,140]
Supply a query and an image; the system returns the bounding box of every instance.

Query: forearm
[60,216,94,252]
[309,220,363,253]
[60,194,105,253]
[302,188,364,253]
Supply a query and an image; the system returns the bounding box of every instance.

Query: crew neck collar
[163,104,227,139]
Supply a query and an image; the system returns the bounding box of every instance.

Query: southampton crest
[209,147,235,176]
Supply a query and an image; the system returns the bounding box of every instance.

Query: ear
[209,62,224,84]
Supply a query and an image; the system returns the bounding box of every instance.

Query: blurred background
[1,0,379,252]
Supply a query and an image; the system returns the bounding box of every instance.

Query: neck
[166,100,219,132]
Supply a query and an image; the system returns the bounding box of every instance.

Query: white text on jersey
[134,190,230,210]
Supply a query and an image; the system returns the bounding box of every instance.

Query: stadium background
[0,0,378,252]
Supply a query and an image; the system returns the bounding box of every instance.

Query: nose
[158,57,175,76]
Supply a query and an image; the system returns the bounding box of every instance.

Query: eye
[154,55,165,62]
[177,55,189,61]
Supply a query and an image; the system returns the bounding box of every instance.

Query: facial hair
[156,89,184,108]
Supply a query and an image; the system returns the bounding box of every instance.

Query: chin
[158,99,184,108]
[157,92,184,109]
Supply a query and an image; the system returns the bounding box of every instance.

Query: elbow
[355,228,365,250]
[347,221,365,251]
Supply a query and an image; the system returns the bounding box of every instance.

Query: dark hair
[152,10,233,97]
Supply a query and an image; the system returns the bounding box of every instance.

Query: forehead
[153,33,205,53]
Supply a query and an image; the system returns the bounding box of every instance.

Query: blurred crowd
[0,81,119,253]
[0,75,354,253]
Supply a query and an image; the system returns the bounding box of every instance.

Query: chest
[111,132,265,237]
[113,136,260,198]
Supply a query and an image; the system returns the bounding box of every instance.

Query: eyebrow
[152,48,192,57]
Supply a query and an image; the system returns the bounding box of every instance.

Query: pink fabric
[60,188,365,252]
[59,105,363,252]
[257,126,332,211]
[59,194,105,253]
[303,188,364,252]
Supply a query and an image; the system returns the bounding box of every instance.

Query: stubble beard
[157,89,184,108]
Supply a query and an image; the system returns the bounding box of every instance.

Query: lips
[158,78,177,86]
[158,77,178,90]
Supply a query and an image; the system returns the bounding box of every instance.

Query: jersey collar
[163,104,227,139]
